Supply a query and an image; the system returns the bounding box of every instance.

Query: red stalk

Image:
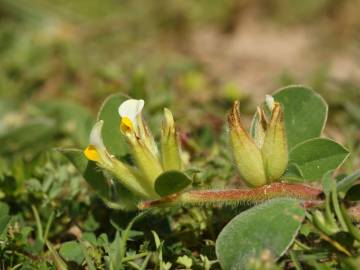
[138,182,323,209]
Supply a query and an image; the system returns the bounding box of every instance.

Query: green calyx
[228,97,288,187]
[160,108,183,171]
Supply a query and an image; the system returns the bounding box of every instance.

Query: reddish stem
[138,182,323,209]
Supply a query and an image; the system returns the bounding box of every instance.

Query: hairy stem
[138,182,323,209]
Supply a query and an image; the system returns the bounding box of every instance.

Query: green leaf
[216,198,305,270]
[282,163,305,182]
[59,241,84,265]
[58,148,138,210]
[289,138,350,181]
[273,85,328,149]
[176,255,193,268]
[97,94,129,157]
[154,170,192,197]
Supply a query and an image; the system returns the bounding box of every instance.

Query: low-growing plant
[56,85,360,269]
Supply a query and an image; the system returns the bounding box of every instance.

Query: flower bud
[125,131,163,189]
[161,108,183,171]
[261,102,288,182]
[251,106,267,148]
[228,101,267,187]
[265,95,275,112]
[136,114,159,157]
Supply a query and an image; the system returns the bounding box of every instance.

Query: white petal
[90,120,105,149]
[118,99,144,123]
[265,95,275,111]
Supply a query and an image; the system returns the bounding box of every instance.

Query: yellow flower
[84,145,100,162]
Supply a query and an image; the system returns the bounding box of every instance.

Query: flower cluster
[228,95,288,187]
[83,99,183,199]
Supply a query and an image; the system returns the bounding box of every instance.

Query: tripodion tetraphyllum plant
[61,86,357,270]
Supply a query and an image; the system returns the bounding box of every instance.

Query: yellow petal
[120,117,133,133]
[84,145,100,162]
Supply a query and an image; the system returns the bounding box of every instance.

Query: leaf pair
[274,86,349,181]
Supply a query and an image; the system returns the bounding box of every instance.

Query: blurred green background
[0,0,360,268]
[1,1,359,139]
[1,0,359,170]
